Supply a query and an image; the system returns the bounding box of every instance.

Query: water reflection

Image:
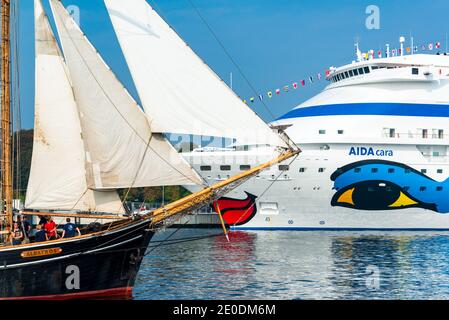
[134,229,449,300]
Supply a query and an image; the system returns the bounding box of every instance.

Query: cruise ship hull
[183,54,449,231]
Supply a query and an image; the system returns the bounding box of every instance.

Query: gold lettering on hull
[21,248,63,259]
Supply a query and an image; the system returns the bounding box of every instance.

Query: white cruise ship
[183,51,449,230]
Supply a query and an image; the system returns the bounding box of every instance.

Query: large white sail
[50,0,202,190]
[26,0,124,214]
[104,0,287,148]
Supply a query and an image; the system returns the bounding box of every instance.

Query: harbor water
[134,228,449,300]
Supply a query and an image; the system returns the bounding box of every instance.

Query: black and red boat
[0,216,155,300]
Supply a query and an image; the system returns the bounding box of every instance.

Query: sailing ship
[0,0,298,299]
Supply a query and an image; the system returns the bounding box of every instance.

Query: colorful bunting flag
[293,82,298,89]
[301,80,305,86]
[436,42,441,49]
[276,89,281,95]
[325,70,330,77]
[267,91,273,98]
[406,47,411,53]
[283,85,289,92]
[428,43,433,50]
[317,73,321,80]
[258,94,263,101]
[378,50,382,58]
[308,76,313,83]
[250,97,255,103]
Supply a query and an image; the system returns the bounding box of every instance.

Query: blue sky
[17,0,449,129]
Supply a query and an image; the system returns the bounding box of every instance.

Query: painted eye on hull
[331,180,435,211]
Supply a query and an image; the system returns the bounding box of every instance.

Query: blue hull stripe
[278,103,449,120]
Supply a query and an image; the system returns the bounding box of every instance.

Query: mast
[1,0,12,230]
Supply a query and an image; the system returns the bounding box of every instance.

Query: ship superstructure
[184,51,449,230]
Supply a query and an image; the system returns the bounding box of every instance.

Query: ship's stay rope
[51,5,209,223]
[54,4,208,198]
[151,0,299,151]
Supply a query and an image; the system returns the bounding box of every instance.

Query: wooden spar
[21,211,128,221]
[215,203,229,242]
[1,0,12,230]
[148,149,300,225]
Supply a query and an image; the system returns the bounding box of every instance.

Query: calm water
[134,229,449,300]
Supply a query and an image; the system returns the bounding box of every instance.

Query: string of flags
[243,40,443,105]
[243,70,329,105]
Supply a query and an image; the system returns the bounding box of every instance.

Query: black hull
[0,218,154,300]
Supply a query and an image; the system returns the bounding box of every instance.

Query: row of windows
[387,128,444,139]
[349,167,445,174]
[200,164,289,172]
[291,185,444,192]
[329,66,370,83]
[201,165,445,175]
[319,130,344,135]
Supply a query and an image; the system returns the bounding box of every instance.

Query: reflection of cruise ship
[183,51,449,230]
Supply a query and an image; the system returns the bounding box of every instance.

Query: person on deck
[34,224,48,242]
[61,218,81,239]
[20,216,31,244]
[11,222,23,246]
[38,215,47,226]
[44,217,58,240]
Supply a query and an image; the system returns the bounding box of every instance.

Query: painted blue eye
[331,180,436,211]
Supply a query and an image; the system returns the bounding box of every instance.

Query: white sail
[27,0,124,214]
[104,0,287,148]
[50,0,202,190]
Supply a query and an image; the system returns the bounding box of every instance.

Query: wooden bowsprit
[146,149,300,231]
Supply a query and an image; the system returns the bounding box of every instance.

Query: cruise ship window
[319,130,326,134]
[412,68,419,75]
[389,128,396,138]
[420,186,427,192]
[371,168,378,173]
[299,168,306,173]
[364,67,370,73]
[422,129,428,138]
[358,68,364,75]
[405,169,411,174]
[344,71,349,78]
[437,169,443,174]
[349,70,354,77]
[354,168,361,173]
[200,166,211,171]
[439,129,444,139]
[240,165,251,171]
[403,186,410,191]
[279,165,290,171]
[353,69,359,76]
[371,66,379,70]
[220,165,231,171]
[421,169,427,174]
[437,186,444,191]
[388,168,395,173]
[318,168,325,173]
[338,130,344,134]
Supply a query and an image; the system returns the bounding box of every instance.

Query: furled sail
[104,0,288,148]
[50,0,203,190]
[26,0,125,214]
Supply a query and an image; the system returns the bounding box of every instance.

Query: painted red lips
[212,192,257,226]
